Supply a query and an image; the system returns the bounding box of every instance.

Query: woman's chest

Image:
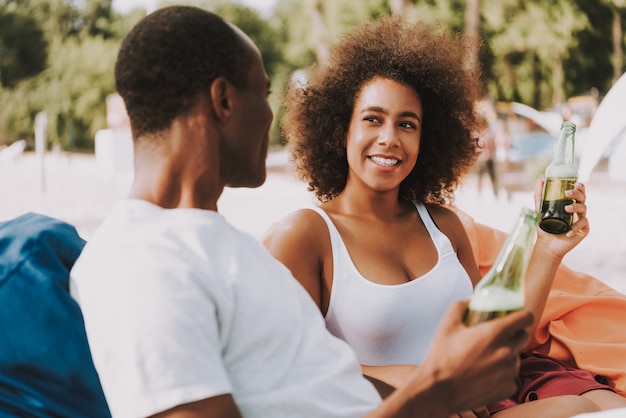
[335,221,440,285]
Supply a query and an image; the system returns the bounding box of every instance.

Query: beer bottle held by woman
[465,208,539,326]
[539,121,578,234]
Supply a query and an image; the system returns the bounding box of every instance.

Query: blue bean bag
[0,213,110,417]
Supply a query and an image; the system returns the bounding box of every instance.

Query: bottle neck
[553,124,576,165]
[489,210,538,290]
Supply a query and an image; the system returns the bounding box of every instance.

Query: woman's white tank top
[311,202,473,366]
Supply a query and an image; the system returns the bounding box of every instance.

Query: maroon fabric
[488,352,615,415]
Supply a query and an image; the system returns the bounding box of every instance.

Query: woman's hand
[534,179,589,259]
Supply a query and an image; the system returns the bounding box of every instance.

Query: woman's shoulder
[423,202,460,222]
[422,202,467,239]
[261,207,329,250]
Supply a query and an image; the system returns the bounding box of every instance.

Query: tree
[73,0,116,38]
[569,0,616,96]
[602,0,626,83]
[482,0,588,109]
[10,35,118,149]
[305,0,330,64]
[13,0,78,41]
[0,0,122,148]
[2,0,621,149]
[209,1,284,78]
[464,0,481,78]
[390,0,414,16]
[0,9,47,87]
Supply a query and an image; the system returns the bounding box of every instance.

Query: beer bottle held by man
[465,208,539,326]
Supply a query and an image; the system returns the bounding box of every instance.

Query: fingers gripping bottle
[464,208,539,326]
[539,121,578,234]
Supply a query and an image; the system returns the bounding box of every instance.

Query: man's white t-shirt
[70,200,381,418]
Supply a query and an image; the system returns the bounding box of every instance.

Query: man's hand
[398,300,531,417]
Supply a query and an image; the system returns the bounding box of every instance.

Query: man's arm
[140,300,528,418]
[367,300,532,417]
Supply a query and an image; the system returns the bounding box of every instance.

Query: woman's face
[345,76,423,194]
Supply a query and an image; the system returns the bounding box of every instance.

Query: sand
[1,151,624,294]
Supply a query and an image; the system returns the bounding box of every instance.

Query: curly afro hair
[115,6,255,138]
[281,16,483,204]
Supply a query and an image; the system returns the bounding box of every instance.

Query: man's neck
[128,121,223,211]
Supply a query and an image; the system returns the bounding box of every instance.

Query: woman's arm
[362,364,418,390]
[262,209,330,310]
[523,180,589,337]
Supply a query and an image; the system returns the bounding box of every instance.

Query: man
[70,6,532,417]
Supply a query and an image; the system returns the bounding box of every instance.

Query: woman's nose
[377,124,400,147]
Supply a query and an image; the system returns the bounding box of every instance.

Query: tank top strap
[308,207,342,243]
[309,206,332,227]
[412,202,453,254]
[311,204,442,246]
[413,202,438,236]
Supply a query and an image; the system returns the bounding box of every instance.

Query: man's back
[70,199,381,418]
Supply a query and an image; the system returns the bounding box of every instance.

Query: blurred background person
[473,99,500,197]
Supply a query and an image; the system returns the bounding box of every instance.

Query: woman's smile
[369,155,401,167]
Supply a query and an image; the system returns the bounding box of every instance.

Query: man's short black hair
[115,6,254,137]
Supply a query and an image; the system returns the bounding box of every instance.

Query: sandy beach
[1,151,624,294]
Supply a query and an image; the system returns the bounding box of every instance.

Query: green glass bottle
[465,208,539,326]
[539,121,578,234]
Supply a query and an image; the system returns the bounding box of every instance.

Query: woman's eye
[400,121,416,129]
[364,116,381,123]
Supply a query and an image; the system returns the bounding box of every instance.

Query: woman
[263,16,626,417]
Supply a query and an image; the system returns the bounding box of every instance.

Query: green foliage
[411,0,465,29]
[0,82,38,140]
[44,36,118,148]
[0,0,121,149]
[482,0,590,108]
[0,0,623,150]
[0,9,48,87]
[271,0,316,69]
[0,35,118,148]
[210,1,287,145]
[210,1,283,78]
[569,0,619,95]
[79,0,116,38]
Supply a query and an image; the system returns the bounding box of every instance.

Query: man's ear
[209,77,233,122]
